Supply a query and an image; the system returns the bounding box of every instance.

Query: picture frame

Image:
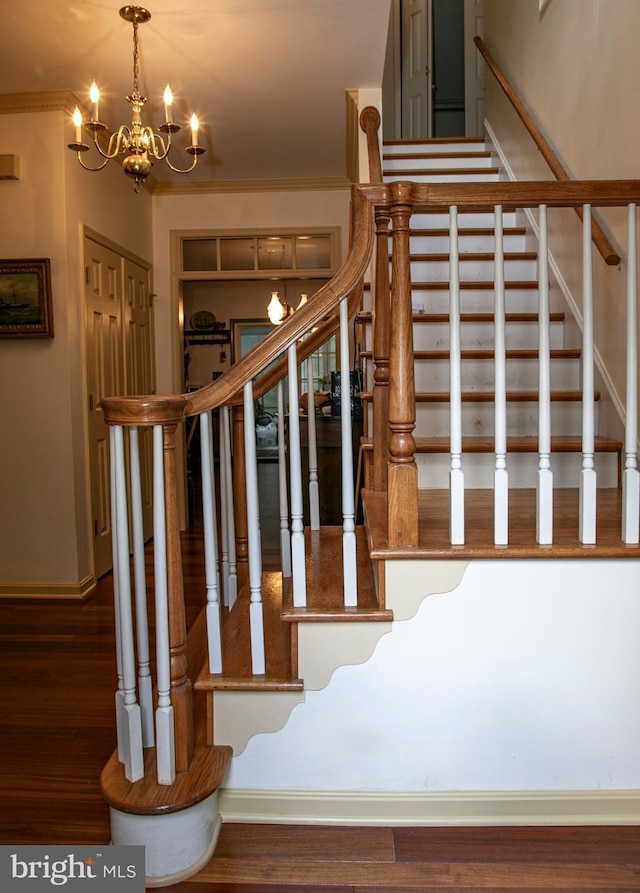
[0,258,54,338]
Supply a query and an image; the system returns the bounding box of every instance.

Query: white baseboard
[220,787,640,826]
[0,574,96,600]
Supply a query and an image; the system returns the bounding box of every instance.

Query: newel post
[387,182,419,546]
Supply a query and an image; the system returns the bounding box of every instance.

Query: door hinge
[85,266,90,284]
[93,520,99,536]
[89,394,94,411]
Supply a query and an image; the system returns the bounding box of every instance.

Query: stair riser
[383,142,488,156]
[411,211,520,229]
[384,171,500,184]
[384,156,495,171]
[362,357,580,392]
[413,358,580,392]
[410,289,541,314]
[412,321,565,351]
[401,258,538,282]
[411,233,527,253]
[415,451,619,489]
[414,401,596,437]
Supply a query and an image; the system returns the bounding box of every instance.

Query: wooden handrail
[359,106,383,184]
[475,36,620,266]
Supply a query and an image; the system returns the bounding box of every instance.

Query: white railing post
[579,204,597,544]
[306,358,321,529]
[536,205,554,545]
[152,424,175,785]
[288,342,307,607]
[200,410,223,674]
[243,382,266,675]
[221,406,238,610]
[449,204,465,544]
[112,424,144,783]
[623,202,640,543]
[340,297,358,605]
[277,380,292,576]
[109,426,126,763]
[128,427,154,747]
[493,205,509,545]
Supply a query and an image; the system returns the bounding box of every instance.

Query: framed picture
[0,258,53,338]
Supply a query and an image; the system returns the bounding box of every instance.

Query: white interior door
[85,236,155,579]
[464,0,485,136]
[401,0,433,138]
[85,237,123,579]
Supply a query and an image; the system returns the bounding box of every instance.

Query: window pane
[182,239,218,271]
[220,238,256,271]
[295,235,332,269]
[257,237,293,270]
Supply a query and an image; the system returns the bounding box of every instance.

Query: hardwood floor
[1,462,638,890]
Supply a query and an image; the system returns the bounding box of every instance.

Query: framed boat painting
[0,258,53,338]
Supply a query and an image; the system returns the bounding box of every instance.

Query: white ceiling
[0,0,391,187]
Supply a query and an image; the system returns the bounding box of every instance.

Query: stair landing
[363,487,639,560]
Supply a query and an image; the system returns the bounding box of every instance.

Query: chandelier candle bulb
[89,80,100,121]
[163,85,173,124]
[73,107,83,143]
[190,114,199,147]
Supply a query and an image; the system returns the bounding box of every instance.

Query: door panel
[401,0,433,138]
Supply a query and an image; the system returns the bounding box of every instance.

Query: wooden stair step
[361,435,622,454]
[360,390,599,403]
[362,488,639,559]
[281,526,392,622]
[384,137,486,146]
[384,166,501,177]
[358,311,564,323]
[359,348,582,360]
[410,226,527,237]
[195,571,302,692]
[397,252,538,262]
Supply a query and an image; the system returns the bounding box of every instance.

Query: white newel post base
[109,791,222,887]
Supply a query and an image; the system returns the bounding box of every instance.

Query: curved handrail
[474,36,620,266]
[359,106,383,184]
[102,185,375,427]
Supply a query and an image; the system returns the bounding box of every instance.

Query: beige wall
[0,107,152,596]
[484,0,640,433]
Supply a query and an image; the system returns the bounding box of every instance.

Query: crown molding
[0,90,79,115]
[150,175,352,196]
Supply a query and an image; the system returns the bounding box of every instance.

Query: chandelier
[267,290,308,326]
[67,6,204,191]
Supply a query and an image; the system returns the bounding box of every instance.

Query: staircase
[97,124,640,883]
[359,137,622,498]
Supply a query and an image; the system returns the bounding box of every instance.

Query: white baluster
[152,424,175,785]
[340,297,358,605]
[449,205,465,544]
[579,205,597,544]
[128,427,154,747]
[244,383,266,675]
[112,424,144,783]
[623,203,640,543]
[200,411,223,674]
[288,342,307,606]
[493,205,509,545]
[221,406,238,610]
[218,408,230,605]
[307,358,321,529]
[536,205,554,544]
[277,380,292,576]
[109,426,126,763]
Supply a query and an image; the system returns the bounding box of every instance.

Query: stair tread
[361,435,622,453]
[363,488,638,559]
[281,526,392,622]
[410,227,527,236]
[401,252,537,261]
[361,390,598,402]
[383,151,492,160]
[359,348,582,360]
[385,167,501,176]
[358,311,564,322]
[363,283,548,293]
[195,572,302,692]
[384,137,486,146]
